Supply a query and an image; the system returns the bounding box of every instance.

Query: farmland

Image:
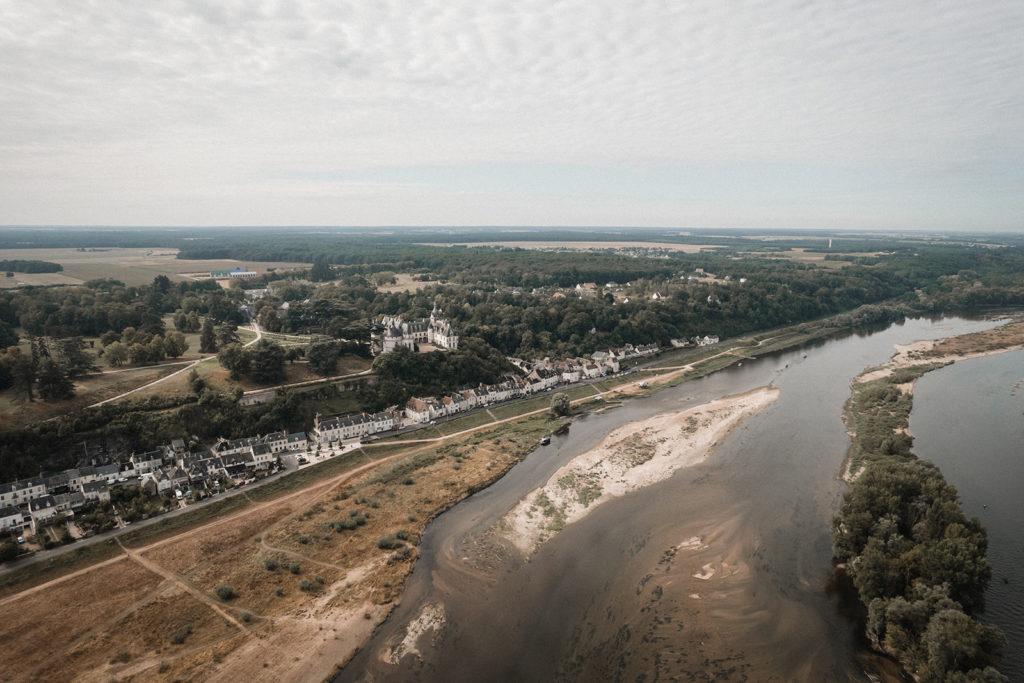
[0,248,307,288]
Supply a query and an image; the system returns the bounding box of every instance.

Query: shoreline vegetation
[834,319,1024,682]
[503,386,779,554]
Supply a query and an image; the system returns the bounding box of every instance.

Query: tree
[550,392,571,417]
[309,256,334,282]
[216,323,239,347]
[1,348,35,400]
[257,307,282,333]
[307,342,339,376]
[152,274,172,294]
[199,319,217,353]
[36,358,74,401]
[147,336,167,363]
[218,344,249,380]
[923,609,1004,680]
[248,340,285,384]
[105,341,129,367]
[173,312,188,331]
[188,368,206,395]
[55,337,97,378]
[0,320,18,349]
[163,332,189,358]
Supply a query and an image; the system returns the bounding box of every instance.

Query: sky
[0,0,1022,230]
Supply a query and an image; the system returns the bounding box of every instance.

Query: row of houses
[0,430,311,537]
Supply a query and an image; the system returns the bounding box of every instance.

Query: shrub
[275,587,285,598]
[264,558,278,571]
[402,478,415,486]
[289,562,301,575]
[215,585,236,601]
[377,536,404,550]
[240,612,253,623]
[395,530,410,541]
[299,579,318,592]
[315,575,325,585]
[169,624,193,645]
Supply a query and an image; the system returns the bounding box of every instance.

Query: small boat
[539,436,551,446]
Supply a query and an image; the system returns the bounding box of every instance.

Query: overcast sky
[1,1,1022,230]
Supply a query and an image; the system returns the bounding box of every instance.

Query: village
[0,319,693,562]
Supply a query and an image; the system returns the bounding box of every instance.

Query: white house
[0,478,47,508]
[0,505,24,532]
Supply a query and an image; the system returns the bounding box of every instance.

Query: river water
[910,350,1024,681]
[337,317,999,682]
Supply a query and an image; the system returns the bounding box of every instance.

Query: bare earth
[503,386,780,554]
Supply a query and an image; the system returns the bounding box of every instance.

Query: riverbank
[833,320,1024,680]
[503,386,780,554]
[844,319,1024,480]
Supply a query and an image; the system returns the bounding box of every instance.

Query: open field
[0,248,307,287]
[375,273,439,293]
[741,247,886,269]
[0,363,184,428]
[420,241,719,253]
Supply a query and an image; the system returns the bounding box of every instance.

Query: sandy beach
[502,386,780,554]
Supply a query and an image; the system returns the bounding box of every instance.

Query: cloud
[0,0,1021,228]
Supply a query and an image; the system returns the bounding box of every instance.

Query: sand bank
[502,386,780,554]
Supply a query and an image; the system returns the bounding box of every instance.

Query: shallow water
[910,350,1024,680]
[337,317,999,682]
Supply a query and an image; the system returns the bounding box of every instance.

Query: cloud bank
[0,0,1021,228]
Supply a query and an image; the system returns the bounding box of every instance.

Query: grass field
[0,248,308,287]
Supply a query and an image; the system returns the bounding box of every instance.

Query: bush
[289,562,301,575]
[215,585,236,602]
[275,587,285,598]
[240,612,253,624]
[550,392,571,417]
[299,579,318,592]
[264,558,278,571]
[169,623,193,645]
[377,536,404,550]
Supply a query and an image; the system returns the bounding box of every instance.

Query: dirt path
[118,539,252,632]
[259,539,348,571]
[90,322,264,407]
[240,367,372,397]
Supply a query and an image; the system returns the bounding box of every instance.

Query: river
[337,316,999,682]
[910,349,1024,681]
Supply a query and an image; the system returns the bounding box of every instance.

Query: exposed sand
[385,603,446,665]
[502,386,780,554]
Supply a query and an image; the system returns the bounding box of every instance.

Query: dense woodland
[834,368,1005,681]
[0,259,62,273]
